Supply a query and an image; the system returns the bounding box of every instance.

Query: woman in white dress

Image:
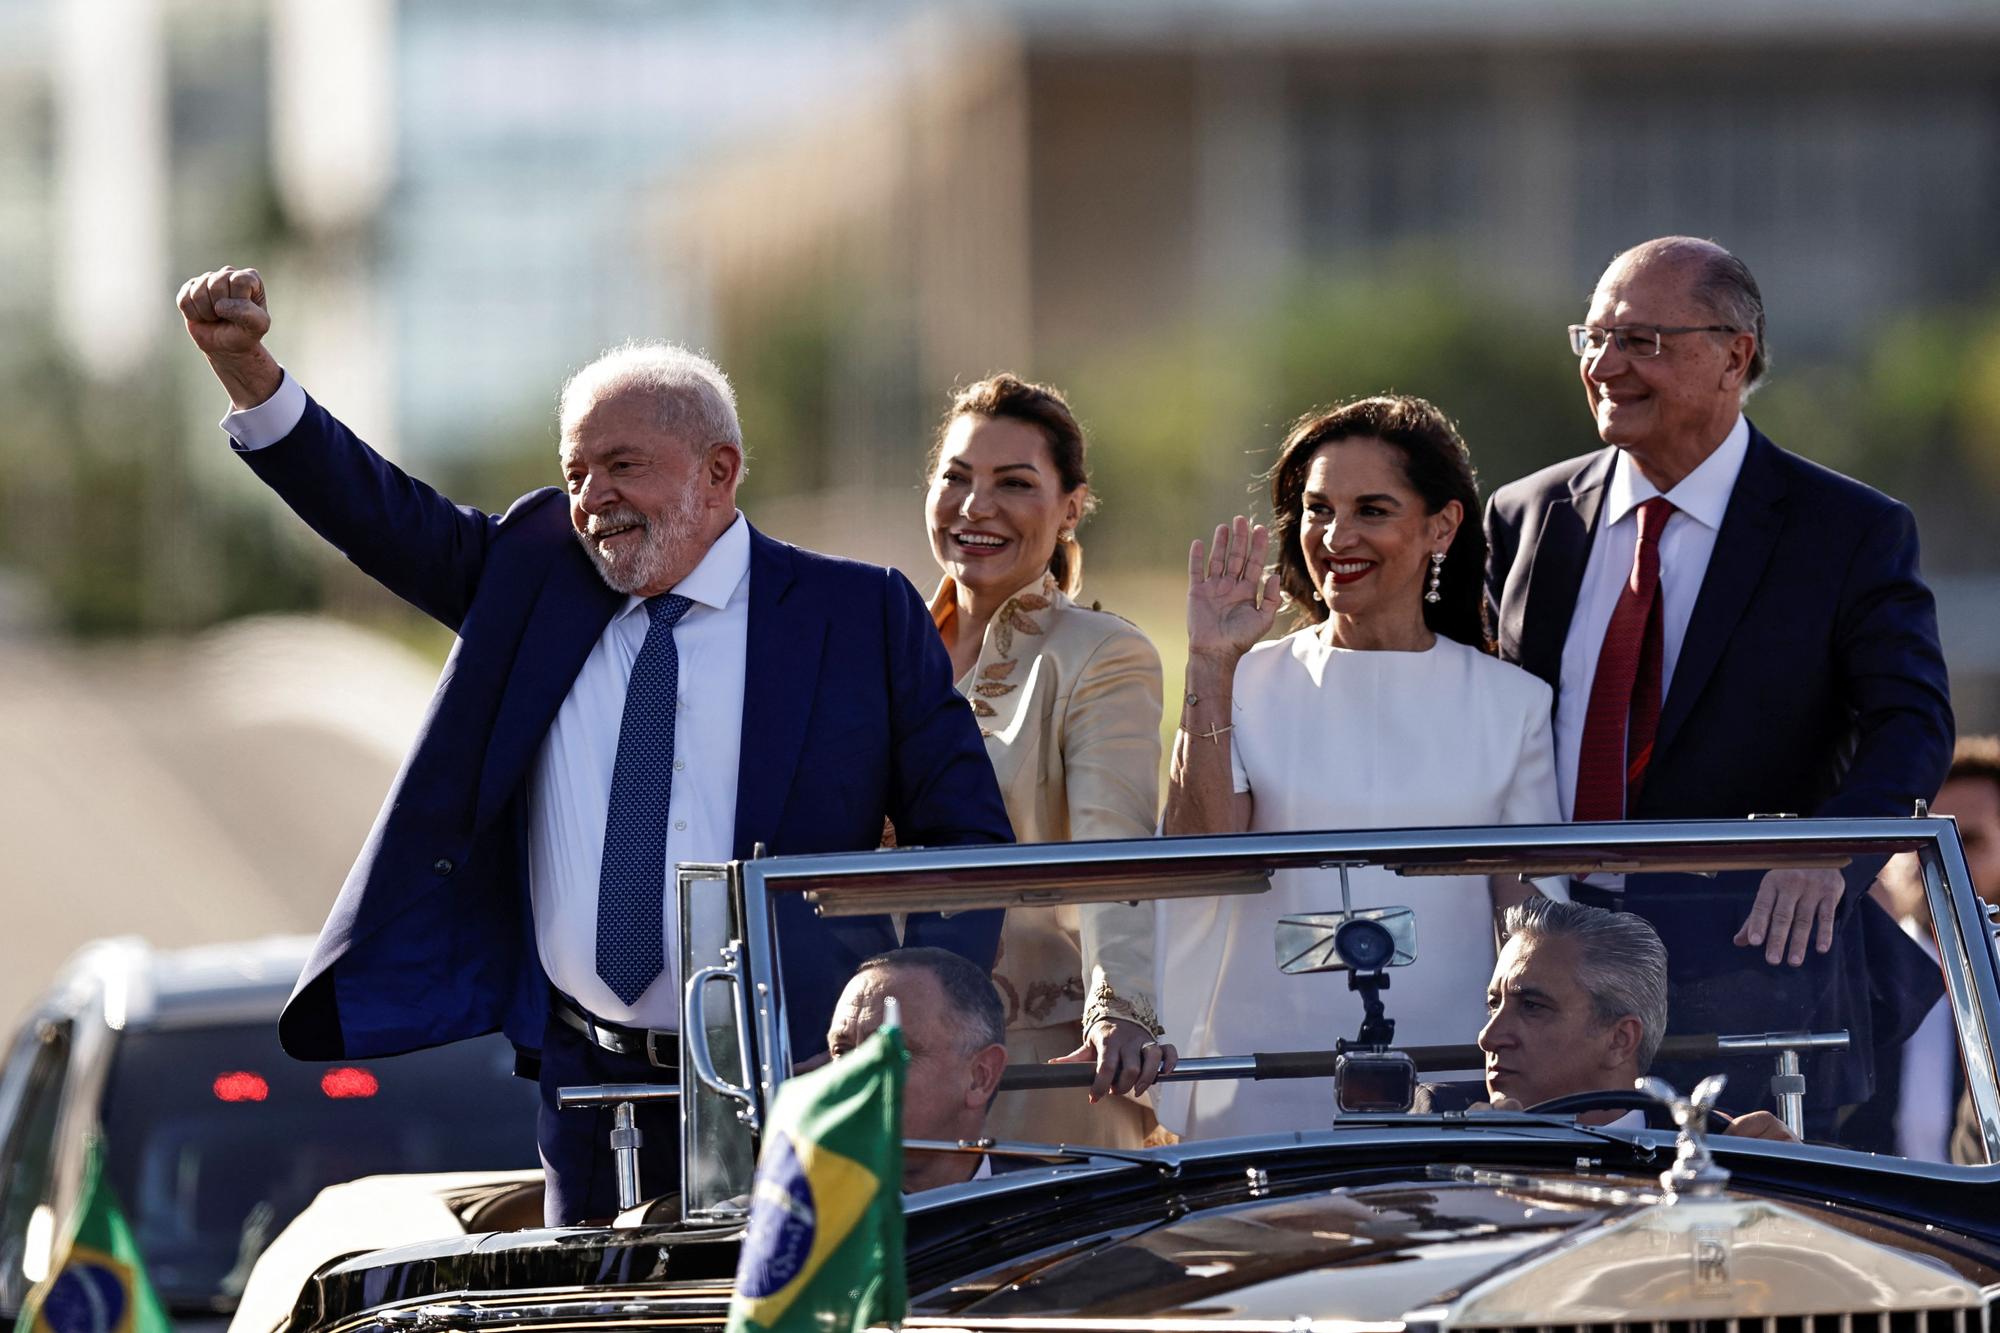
[1158,394,1562,1139]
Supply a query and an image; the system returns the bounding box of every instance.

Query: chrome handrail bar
[725,817,2000,1165]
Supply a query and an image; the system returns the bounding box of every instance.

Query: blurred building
[666,0,2000,488]
[2,0,920,453]
[285,0,922,457]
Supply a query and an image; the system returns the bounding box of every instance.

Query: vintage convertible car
[258,816,2000,1333]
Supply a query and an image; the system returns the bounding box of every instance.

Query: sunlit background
[4,0,2000,1026]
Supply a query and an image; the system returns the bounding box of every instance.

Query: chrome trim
[901,1321,1403,1333]
[610,1102,641,1210]
[359,1293,731,1332]
[1437,1163,1659,1208]
[555,1083,681,1105]
[1714,1031,1851,1053]
[731,819,1998,1168]
[676,862,762,1223]
[732,858,790,1113]
[741,818,1934,889]
[1923,835,2000,1163]
[682,952,755,1122]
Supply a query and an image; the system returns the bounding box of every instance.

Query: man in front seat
[1477,898,1794,1140]
[826,948,1011,1191]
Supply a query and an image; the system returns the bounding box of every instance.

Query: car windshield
[99,1024,538,1314]
[741,820,1999,1182]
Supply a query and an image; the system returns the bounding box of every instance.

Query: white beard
[577,489,707,595]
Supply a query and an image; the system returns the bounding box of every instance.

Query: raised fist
[177,266,281,409]
[177,266,270,358]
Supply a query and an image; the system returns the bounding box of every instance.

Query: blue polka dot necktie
[596,593,694,1005]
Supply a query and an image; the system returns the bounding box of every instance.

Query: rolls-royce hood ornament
[1639,1073,1731,1200]
[1412,1073,1985,1326]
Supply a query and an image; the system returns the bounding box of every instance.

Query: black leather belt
[550,989,680,1071]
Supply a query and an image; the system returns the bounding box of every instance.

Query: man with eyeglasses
[1483,236,1952,1122]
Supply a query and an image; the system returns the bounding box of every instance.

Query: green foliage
[0,348,324,637]
[13,262,2000,643]
[1744,294,2000,569]
[1054,258,1581,570]
[717,281,849,503]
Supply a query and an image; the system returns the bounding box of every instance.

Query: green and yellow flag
[15,1137,169,1333]
[727,1016,907,1333]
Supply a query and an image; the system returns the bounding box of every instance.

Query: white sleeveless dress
[1156,630,1562,1139]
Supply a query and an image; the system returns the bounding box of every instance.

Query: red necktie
[1574,497,1677,821]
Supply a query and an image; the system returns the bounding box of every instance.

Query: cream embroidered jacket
[930,574,1166,1038]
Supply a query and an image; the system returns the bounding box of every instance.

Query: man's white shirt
[529,515,749,1029]
[223,372,750,1030]
[1554,415,1750,819]
[220,371,309,448]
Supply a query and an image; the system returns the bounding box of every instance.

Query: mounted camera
[1274,862,1420,1114]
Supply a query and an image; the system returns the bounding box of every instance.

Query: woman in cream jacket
[923,373,1175,1148]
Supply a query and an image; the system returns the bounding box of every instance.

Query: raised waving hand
[1187,515,1280,663]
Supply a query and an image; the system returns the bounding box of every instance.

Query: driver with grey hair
[826,947,1012,1192]
[1477,899,1794,1140]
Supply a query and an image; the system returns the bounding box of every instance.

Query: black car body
[262,819,2000,1332]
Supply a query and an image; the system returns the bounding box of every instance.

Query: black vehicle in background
[0,937,539,1332]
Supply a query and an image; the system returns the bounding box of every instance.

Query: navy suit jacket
[245,394,1013,1063]
[1485,422,1953,1105]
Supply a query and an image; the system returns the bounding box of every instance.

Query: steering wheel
[1527,1089,1732,1133]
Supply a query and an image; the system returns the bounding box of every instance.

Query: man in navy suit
[1485,237,1952,1116]
[177,266,1012,1222]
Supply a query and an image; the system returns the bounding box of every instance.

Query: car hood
[278,1134,2000,1333]
[925,1166,1999,1324]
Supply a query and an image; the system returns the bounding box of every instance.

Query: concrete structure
[666,1,2000,488]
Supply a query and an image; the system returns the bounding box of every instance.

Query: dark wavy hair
[927,374,1096,595]
[1266,394,1491,652]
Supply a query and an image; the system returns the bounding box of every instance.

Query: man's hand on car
[1721,1109,1799,1142]
[1734,867,1844,966]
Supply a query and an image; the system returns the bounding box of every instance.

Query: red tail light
[213,1071,270,1102]
[320,1067,379,1099]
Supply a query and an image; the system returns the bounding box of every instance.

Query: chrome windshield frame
[722,816,2000,1166]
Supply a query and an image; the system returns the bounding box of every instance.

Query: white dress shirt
[1554,415,1751,819]
[222,371,750,1030]
[219,370,309,449]
[529,515,749,1028]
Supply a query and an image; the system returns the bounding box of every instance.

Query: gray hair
[1501,898,1670,1071]
[855,947,1005,1054]
[1608,236,1770,397]
[557,340,744,461]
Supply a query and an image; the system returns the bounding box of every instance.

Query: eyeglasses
[1567,323,1740,358]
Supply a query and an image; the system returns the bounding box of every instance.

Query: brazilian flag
[727,1017,908,1333]
[15,1137,169,1333]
